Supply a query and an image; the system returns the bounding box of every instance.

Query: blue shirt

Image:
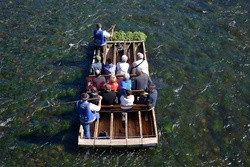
[104,63,116,75]
[120,79,132,90]
[90,62,102,74]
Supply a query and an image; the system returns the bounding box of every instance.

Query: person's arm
[110,26,115,38]
[89,96,102,111]
[107,25,115,38]
[97,95,102,109]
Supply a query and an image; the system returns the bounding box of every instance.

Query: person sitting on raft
[106,74,119,92]
[103,58,116,75]
[146,84,158,109]
[116,55,130,75]
[131,52,149,75]
[90,56,103,75]
[120,89,134,110]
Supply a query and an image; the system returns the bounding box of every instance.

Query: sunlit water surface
[0,0,249,166]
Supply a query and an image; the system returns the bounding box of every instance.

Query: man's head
[81,93,89,101]
[91,87,98,93]
[95,69,101,76]
[121,55,128,62]
[96,23,102,29]
[149,84,156,92]
[110,74,117,82]
[125,89,132,97]
[137,52,144,59]
[96,56,101,62]
[136,67,142,76]
[107,58,112,64]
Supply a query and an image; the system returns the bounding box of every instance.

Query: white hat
[121,55,128,62]
[137,52,144,59]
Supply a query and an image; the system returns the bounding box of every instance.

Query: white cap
[121,55,128,62]
[137,52,144,59]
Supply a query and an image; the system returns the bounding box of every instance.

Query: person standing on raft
[76,93,102,139]
[93,23,115,62]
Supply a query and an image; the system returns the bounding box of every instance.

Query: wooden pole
[55,97,99,106]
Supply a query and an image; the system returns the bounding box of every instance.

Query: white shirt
[116,62,130,74]
[103,30,111,38]
[120,95,134,109]
[89,102,101,111]
[132,59,149,75]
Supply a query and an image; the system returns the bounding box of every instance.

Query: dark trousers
[94,45,106,63]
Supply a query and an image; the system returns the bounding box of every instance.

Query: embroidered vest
[77,101,95,123]
[94,30,105,46]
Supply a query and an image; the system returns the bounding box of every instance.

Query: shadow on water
[18,43,95,153]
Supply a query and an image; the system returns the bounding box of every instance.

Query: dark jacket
[147,89,158,108]
[94,75,106,90]
[132,72,151,90]
[89,92,99,105]
[101,91,117,105]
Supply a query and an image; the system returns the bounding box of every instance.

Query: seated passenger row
[87,68,151,93]
[90,52,149,76]
[88,82,157,110]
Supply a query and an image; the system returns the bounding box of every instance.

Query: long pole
[55,97,99,106]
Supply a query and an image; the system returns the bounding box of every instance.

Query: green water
[0,0,249,166]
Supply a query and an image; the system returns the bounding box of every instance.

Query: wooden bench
[88,74,137,78]
[100,104,149,112]
[87,89,147,95]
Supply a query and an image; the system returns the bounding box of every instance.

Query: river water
[0,0,249,166]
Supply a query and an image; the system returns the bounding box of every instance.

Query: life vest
[94,30,105,46]
[77,101,96,124]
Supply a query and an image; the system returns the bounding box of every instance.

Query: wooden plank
[79,125,84,139]
[127,138,143,146]
[142,42,147,61]
[110,113,114,139]
[88,74,136,77]
[125,112,128,145]
[78,137,157,147]
[151,108,158,141]
[94,139,111,146]
[87,89,145,94]
[133,42,137,61]
[101,104,147,109]
[101,109,150,113]
[113,113,125,139]
[113,43,117,65]
[110,139,127,146]
[93,119,99,146]
[103,46,107,64]
[123,42,126,55]
[107,41,144,44]
[78,138,94,146]
[142,137,158,147]
[138,111,143,145]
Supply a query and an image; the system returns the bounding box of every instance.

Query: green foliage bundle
[109,31,147,41]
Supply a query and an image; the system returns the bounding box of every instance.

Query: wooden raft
[78,41,158,147]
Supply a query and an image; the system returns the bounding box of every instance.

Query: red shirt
[107,80,119,92]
